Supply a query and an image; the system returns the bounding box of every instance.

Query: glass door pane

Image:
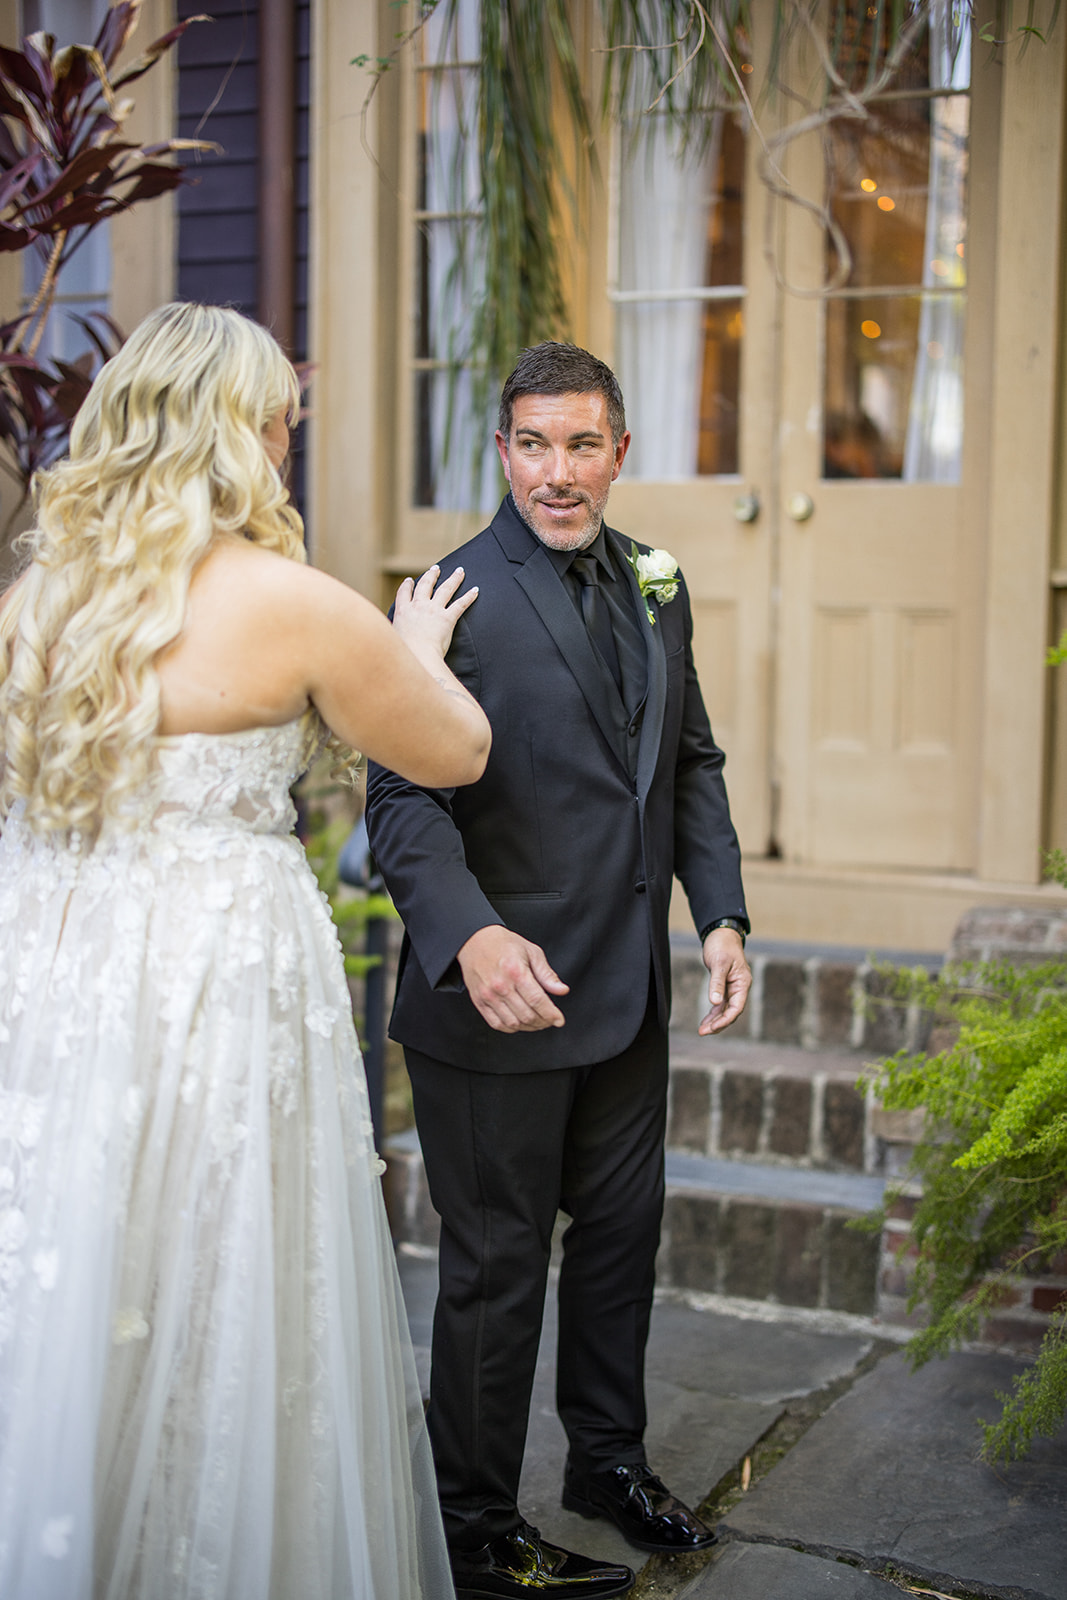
[822,3,970,481]
[615,113,746,478]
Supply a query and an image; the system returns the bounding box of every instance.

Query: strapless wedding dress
[0,718,452,1599]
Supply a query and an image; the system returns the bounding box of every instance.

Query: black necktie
[571,555,622,693]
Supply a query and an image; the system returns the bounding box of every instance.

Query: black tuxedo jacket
[365,495,747,1073]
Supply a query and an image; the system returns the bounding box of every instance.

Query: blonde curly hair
[0,301,308,836]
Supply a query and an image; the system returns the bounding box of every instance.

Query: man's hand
[698,928,751,1036]
[457,926,569,1033]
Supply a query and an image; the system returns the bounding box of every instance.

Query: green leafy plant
[302,808,398,984]
[868,850,1067,1461]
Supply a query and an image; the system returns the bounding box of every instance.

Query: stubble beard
[511,485,611,552]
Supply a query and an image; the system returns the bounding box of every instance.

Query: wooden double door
[610,8,1059,888]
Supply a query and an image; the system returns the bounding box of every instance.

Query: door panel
[774,7,982,872]
[610,478,772,856]
[599,5,994,881]
[608,103,777,858]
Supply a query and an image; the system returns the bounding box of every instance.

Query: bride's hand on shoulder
[279,556,490,789]
[391,564,478,665]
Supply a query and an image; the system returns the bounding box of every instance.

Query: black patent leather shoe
[450,1521,634,1599]
[561,1463,717,1554]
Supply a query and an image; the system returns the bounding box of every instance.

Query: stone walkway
[399,1251,1067,1600]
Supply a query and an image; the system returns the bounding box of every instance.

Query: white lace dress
[0,719,452,1600]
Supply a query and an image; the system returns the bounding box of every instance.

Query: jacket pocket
[486,890,563,902]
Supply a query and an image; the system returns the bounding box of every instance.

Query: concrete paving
[679,1542,907,1597]
[722,1348,1067,1600]
[398,1249,1067,1600]
[400,1246,792,1569]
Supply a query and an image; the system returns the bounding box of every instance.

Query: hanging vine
[360,0,1057,417]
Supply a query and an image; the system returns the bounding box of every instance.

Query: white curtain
[616,114,722,479]
[902,8,970,482]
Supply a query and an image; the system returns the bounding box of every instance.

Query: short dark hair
[498,342,626,444]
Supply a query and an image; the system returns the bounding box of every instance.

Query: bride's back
[1,300,488,842]
[154,534,324,739]
[0,302,307,838]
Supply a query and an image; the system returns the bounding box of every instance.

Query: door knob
[733,491,760,523]
[786,491,814,522]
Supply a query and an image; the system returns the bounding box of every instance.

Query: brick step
[374,918,1063,1344]
[666,1034,921,1180]
[383,1129,887,1321]
[661,1150,884,1317]
[382,1033,912,1327]
[669,933,942,1053]
[385,1129,1061,1339]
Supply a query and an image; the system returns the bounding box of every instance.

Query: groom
[366,343,750,1599]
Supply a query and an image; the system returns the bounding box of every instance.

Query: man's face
[495,391,631,552]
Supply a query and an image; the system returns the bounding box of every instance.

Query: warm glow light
[861,320,882,339]
[930,258,949,277]
[877,196,896,212]
[860,178,878,193]
[927,340,944,359]
[956,242,965,257]
[740,61,754,73]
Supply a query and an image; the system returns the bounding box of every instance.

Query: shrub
[868,853,1067,1460]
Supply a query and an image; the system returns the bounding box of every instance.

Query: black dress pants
[404,997,668,1551]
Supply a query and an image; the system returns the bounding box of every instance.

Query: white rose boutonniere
[627,542,680,626]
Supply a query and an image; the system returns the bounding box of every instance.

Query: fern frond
[981,1309,1067,1461]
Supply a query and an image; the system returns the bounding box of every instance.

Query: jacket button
[628,722,639,737]
[635,880,646,894]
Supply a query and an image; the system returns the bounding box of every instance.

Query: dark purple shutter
[175,0,311,523]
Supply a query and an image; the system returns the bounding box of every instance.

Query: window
[822,2,969,481]
[411,0,500,512]
[613,108,746,478]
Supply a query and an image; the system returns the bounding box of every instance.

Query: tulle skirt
[0,816,452,1599]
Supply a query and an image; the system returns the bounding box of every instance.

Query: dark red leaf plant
[0,0,213,535]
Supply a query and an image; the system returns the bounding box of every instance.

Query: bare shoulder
[160,538,373,734]
[190,536,310,608]
[190,536,377,629]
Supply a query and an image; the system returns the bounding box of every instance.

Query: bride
[0,302,490,1599]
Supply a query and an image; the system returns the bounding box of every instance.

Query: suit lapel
[490,498,664,780]
[609,530,667,799]
[514,546,630,769]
